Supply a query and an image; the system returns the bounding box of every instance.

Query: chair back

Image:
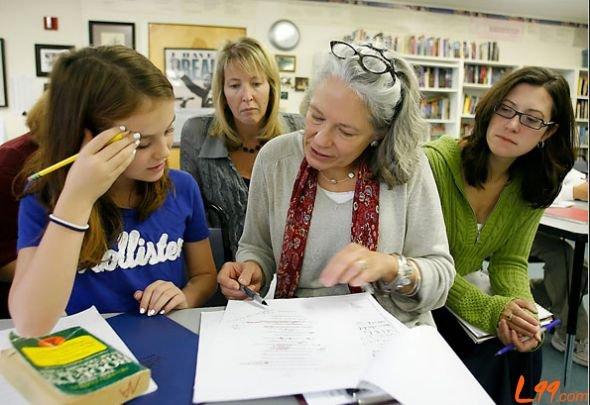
[208,227,226,271]
[205,202,232,263]
[203,202,230,307]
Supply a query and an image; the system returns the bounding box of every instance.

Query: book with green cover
[0,326,150,404]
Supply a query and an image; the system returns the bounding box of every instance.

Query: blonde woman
[181,37,304,258]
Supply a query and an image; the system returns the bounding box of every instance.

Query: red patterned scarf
[275,158,380,298]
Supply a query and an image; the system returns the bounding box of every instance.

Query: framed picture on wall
[280,76,293,89]
[0,38,7,107]
[275,54,296,72]
[148,23,246,146]
[164,48,216,109]
[294,77,309,92]
[89,21,135,49]
[34,44,74,77]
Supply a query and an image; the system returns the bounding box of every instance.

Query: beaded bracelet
[48,214,89,232]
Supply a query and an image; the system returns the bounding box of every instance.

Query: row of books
[342,29,400,51]
[464,65,512,85]
[406,36,499,61]
[462,95,480,115]
[576,99,588,120]
[432,122,584,143]
[579,126,588,147]
[579,125,588,146]
[415,66,454,88]
[577,76,588,97]
[421,96,451,120]
[341,29,500,61]
[428,123,446,139]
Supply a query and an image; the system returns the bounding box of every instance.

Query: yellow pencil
[27,132,127,182]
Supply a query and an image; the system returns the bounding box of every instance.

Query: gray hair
[300,47,427,187]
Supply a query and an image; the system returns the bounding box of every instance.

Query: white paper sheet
[193,311,224,404]
[551,201,575,208]
[0,307,157,402]
[194,293,406,403]
[361,325,494,405]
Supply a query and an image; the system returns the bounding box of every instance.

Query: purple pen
[494,319,561,356]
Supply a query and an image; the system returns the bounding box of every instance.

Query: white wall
[0,0,587,140]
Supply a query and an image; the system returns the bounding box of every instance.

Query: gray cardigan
[236,131,455,328]
[180,113,304,257]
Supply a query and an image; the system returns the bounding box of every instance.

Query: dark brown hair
[21,45,174,268]
[462,66,575,208]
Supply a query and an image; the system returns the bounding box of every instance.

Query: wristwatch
[393,255,414,291]
[376,254,418,295]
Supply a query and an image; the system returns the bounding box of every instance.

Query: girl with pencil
[9,46,217,336]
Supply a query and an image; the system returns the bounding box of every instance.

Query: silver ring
[356,259,368,272]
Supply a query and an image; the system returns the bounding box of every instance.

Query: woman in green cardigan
[424,66,575,405]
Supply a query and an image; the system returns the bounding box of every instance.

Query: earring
[370,140,379,147]
[538,140,545,149]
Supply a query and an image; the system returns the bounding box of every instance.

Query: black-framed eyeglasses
[494,103,554,130]
[330,40,397,83]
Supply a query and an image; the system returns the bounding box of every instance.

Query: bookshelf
[405,55,460,139]
[339,30,586,146]
[575,69,588,160]
[407,56,523,139]
[407,58,588,145]
[460,61,518,138]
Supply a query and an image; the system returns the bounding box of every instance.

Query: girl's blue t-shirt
[17,169,209,314]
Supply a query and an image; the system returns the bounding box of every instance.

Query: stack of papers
[456,270,554,343]
[193,293,493,405]
[448,304,553,344]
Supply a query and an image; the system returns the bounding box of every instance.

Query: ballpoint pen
[238,282,268,306]
[494,319,561,356]
[27,130,130,181]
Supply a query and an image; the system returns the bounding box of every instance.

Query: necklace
[240,140,265,154]
[319,170,355,184]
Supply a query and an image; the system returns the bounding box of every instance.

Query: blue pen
[494,319,561,356]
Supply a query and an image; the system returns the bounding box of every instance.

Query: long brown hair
[210,37,282,148]
[11,94,47,196]
[21,45,174,268]
[25,93,47,140]
[462,66,575,208]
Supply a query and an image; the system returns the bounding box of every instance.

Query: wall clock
[268,19,300,51]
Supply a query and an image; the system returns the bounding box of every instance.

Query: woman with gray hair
[218,41,455,326]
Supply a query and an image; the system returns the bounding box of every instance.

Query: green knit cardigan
[423,136,543,333]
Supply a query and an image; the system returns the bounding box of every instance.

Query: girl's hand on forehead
[60,126,140,207]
